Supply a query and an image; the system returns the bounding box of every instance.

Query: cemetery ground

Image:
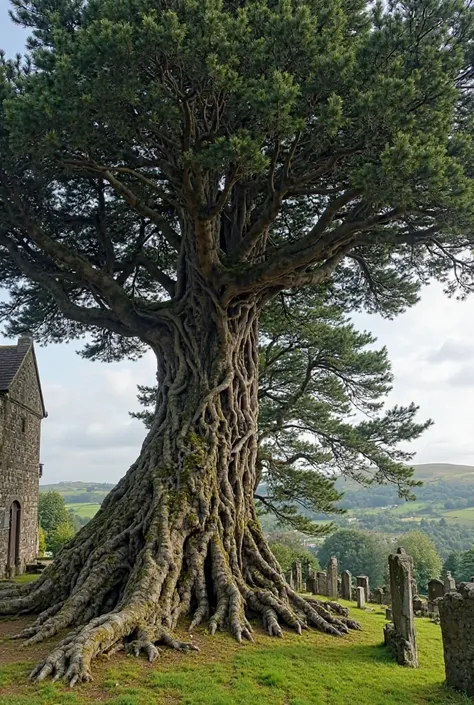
[0,592,469,705]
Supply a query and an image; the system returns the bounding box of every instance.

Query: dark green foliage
[397,530,442,591]
[318,528,391,587]
[1,0,474,356]
[442,551,464,581]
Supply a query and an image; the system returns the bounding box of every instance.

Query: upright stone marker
[316,571,327,596]
[428,579,445,601]
[383,547,418,668]
[375,587,384,604]
[356,575,370,602]
[356,586,365,609]
[439,582,474,697]
[291,561,302,593]
[341,570,352,600]
[444,572,456,592]
[326,556,338,599]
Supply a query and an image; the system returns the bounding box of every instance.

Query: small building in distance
[0,336,47,578]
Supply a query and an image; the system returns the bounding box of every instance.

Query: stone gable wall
[0,348,43,578]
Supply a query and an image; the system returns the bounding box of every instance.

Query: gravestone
[375,588,384,604]
[383,585,391,605]
[356,575,370,602]
[306,566,315,594]
[383,547,418,667]
[385,608,393,620]
[341,570,352,600]
[288,572,294,590]
[316,572,327,596]
[428,579,444,601]
[356,586,365,609]
[439,582,474,697]
[444,572,456,592]
[291,561,302,593]
[326,557,338,599]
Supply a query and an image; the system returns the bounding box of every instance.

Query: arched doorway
[7,501,21,572]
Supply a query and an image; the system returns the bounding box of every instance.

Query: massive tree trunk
[0,286,359,685]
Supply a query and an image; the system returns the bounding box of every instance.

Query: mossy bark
[0,288,359,685]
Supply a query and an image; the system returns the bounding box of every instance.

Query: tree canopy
[318,528,391,587]
[398,530,442,591]
[1,0,474,352]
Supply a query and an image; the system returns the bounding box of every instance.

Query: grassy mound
[0,597,466,705]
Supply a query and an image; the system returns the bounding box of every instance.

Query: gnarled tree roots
[0,514,360,686]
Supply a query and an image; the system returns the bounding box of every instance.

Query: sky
[0,4,473,485]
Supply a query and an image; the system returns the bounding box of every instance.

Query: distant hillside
[40,481,115,493]
[412,463,474,481]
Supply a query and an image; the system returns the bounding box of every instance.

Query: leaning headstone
[291,561,302,593]
[383,547,418,667]
[316,571,327,596]
[356,575,370,602]
[356,586,366,609]
[428,578,444,602]
[375,588,384,604]
[439,582,474,697]
[341,570,352,600]
[326,557,338,599]
[444,572,456,592]
[306,566,315,594]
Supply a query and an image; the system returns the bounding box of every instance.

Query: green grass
[440,507,474,526]
[13,574,42,584]
[65,503,102,519]
[0,602,469,705]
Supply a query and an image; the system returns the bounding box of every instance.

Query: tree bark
[0,285,359,685]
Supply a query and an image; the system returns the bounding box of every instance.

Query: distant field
[66,502,101,519]
[441,507,474,526]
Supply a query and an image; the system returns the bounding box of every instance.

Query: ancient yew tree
[1,0,474,685]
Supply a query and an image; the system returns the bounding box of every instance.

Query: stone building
[0,336,46,578]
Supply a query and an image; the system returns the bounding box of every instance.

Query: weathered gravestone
[291,561,302,593]
[385,608,393,620]
[383,585,391,605]
[383,547,418,667]
[341,570,352,600]
[444,572,456,592]
[316,572,327,596]
[427,578,444,614]
[306,566,316,594]
[326,557,338,599]
[428,579,445,601]
[374,588,384,604]
[356,586,365,609]
[439,582,474,697]
[356,575,370,602]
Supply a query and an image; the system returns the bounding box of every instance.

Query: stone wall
[0,346,44,578]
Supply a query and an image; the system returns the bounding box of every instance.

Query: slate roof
[0,344,29,392]
[0,341,47,417]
